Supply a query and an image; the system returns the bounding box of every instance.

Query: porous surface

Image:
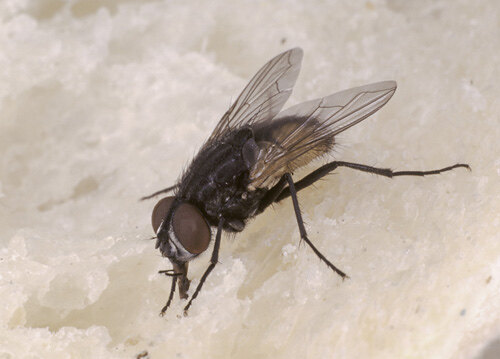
[1,1,499,358]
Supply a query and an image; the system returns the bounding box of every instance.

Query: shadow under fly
[141,48,470,315]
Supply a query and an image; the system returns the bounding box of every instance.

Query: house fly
[142,48,470,315]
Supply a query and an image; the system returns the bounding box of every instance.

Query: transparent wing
[205,48,303,145]
[249,81,397,187]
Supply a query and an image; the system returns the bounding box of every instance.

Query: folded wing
[205,48,303,146]
[249,81,397,188]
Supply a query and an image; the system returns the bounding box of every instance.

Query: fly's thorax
[178,128,254,197]
[177,128,259,222]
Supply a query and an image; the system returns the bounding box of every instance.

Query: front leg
[159,262,190,316]
[159,272,178,316]
[285,173,348,279]
[183,219,225,314]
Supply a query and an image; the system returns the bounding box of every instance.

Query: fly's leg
[276,161,470,202]
[256,175,288,214]
[140,184,177,201]
[169,262,190,300]
[183,219,224,315]
[159,273,177,316]
[285,173,348,279]
[158,264,189,316]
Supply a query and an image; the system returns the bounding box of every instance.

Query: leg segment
[276,161,470,202]
[160,274,177,316]
[158,264,188,315]
[140,184,177,201]
[257,175,288,214]
[183,219,224,314]
[285,173,348,279]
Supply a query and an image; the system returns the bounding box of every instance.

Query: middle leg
[285,173,348,280]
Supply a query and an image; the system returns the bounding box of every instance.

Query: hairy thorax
[177,128,266,232]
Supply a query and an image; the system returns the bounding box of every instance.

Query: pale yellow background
[0,1,499,358]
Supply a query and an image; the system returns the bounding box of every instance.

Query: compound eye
[151,196,176,233]
[172,203,211,254]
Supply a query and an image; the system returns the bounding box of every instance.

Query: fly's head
[152,196,211,264]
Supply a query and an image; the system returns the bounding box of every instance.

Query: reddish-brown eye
[172,203,211,254]
[151,196,175,233]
